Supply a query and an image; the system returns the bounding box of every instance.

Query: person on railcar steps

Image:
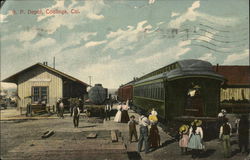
[114,102,122,122]
[237,114,249,154]
[187,119,204,159]
[179,125,189,155]
[148,109,160,150]
[128,115,138,143]
[121,102,130,123]
[72,104,80,128]
[219,118,232,158]
[138,114,150,154]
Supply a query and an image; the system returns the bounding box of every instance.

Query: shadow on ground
[127,151,142,160]
[78,125,97,128]
[199,149,216,158]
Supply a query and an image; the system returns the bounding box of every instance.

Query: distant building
[2,62,88,110]
[213,65,250,113]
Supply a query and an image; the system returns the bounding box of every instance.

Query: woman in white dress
[187,119,204,158]
[114,103,122,122]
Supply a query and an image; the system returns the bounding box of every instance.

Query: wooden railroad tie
[111,130,118,142]
[87,132,97,139]
[41,130,54,138]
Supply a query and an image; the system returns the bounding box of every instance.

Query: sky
[0,0,249,90]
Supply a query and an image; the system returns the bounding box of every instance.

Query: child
[179,125,189,155]
[128,115,138,143]
[188,120,203,158]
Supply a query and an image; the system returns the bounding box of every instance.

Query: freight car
[117,80,134,102]
[119,59,225,139]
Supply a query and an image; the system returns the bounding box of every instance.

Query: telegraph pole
[53,57,55,69]
[88,76,92,86]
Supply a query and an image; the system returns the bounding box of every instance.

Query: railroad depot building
[213,65,250,113]
[2,63,88,110]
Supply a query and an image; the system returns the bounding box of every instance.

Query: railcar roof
[177,59,213,70]
[134,59,224,84]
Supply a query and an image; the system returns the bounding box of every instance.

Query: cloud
[135,40,191,64]
[85,40,107,48]
[37,0,106,34]
[169,1,237,28]
[104,20,153,52]
[223,49,249,64]
[60,32,97,49]
[18,30,38,42]
[86,13,104,20]
[171,12,180,17]
[0,10,13,23]
[32,38,56,49]
[76,58,129,88]
[148,0,156,4]
[169,1,200,28]
[198,53,216,62]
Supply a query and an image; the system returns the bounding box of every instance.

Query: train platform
[1,104,249,160]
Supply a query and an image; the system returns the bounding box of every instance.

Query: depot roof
[2,63,89,86]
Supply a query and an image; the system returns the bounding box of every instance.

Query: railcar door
[185,84,204,117]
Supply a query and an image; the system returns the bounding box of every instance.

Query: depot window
[32,86,48,104]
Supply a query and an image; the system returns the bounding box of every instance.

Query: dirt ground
[0,107,249,160]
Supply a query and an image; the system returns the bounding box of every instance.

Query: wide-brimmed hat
[191,119,202,126]
[179,125,189,133]
[149,115,158,122]
[221,109,227,113]
[196,120,202,126]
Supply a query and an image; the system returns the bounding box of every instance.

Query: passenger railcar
[118,59,225,139]
[133,59,225,120]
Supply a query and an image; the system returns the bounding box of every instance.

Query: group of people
[113,102,161,154]
[178,109,249,159]
[218,109,249,158]
[114,101,130,123]
[178,119,204,158]
[138,108,160,153]
[127,108,161,154]
[56,98,81,128]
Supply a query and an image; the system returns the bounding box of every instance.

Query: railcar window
[134,82,164,100]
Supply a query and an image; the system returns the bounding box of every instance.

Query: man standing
[105,103,111,121]
[219,118,232,158]
[138,114,150,154]
[217,109,226,138]
[56,98,60,117]
[72,105,80,128]
[59,100,64,119]
[238,115,249,154]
